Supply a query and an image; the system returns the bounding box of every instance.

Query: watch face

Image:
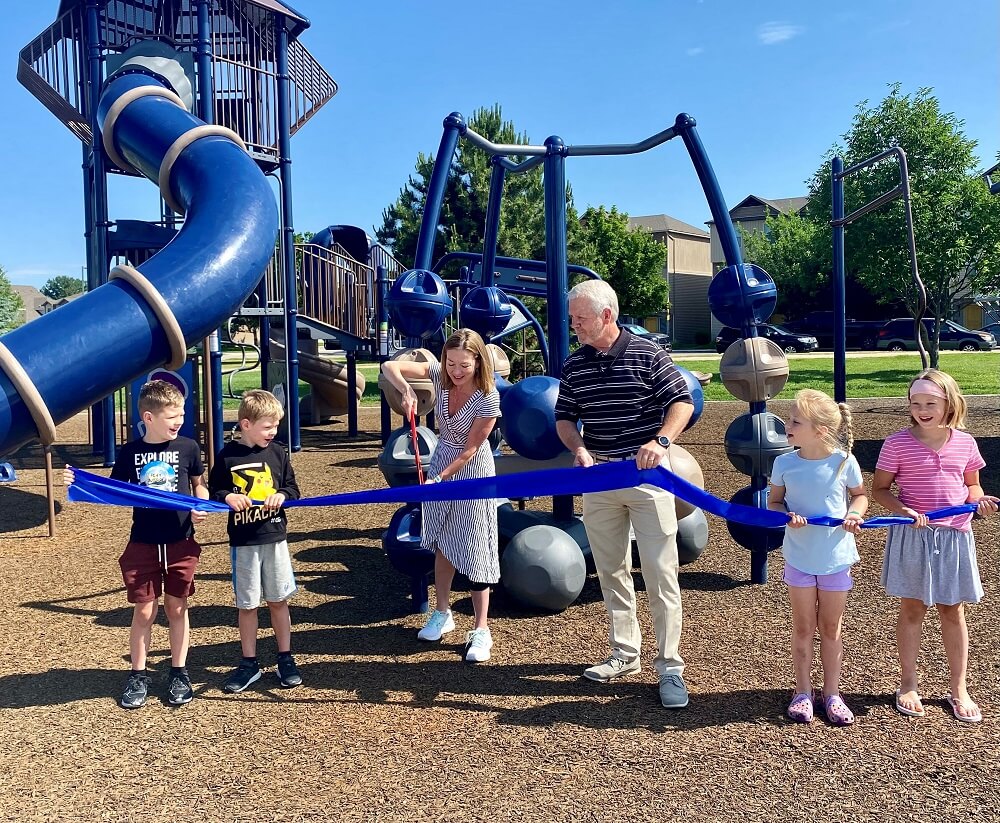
[657,436,671,447]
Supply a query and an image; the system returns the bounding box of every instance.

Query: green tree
[741,211,897,322]
[575,206,667,318]
[41,274,85,300]
[741,211,827,318]
[0,265,25,334]
[804,85,1000,366]
[376,104,587,274]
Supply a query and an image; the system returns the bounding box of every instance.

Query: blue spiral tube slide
[0,69,278,454]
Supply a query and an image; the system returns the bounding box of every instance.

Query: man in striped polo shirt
[555,279,694,709]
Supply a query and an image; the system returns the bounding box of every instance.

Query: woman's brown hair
[440,328,496,395]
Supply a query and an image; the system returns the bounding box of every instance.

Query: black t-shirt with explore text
[110,436,205,544]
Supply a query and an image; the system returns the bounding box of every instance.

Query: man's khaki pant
[582,482,683,677]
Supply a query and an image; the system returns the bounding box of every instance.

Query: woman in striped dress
[380,329,501,662]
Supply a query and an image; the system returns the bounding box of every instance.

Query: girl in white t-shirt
[768,390,868,726]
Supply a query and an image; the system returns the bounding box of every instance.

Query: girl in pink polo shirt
[873,369,999,723]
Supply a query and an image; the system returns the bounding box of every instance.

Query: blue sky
[1,0,997,289]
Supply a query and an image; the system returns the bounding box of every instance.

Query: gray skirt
[881,525,984,606]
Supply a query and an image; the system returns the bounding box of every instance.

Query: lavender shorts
[783,564,853,592]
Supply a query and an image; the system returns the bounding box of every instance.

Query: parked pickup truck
[782,311,885,350]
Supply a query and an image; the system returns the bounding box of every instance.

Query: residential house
[627,214,712,347]
[12,284,83,326]
[959,294,999,330]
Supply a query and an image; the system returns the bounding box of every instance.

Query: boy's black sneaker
[223,660,261,693]
[277,655,302,689]
[166,670,194,705]
[120,672,151,709]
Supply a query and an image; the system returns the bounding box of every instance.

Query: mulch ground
[1,397,998,823]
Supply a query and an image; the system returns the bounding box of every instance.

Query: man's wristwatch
[655,435,671,449]
[431,474,443,483]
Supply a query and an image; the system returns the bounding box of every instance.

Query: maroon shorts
[119,538,201,603]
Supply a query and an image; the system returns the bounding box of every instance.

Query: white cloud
[757,21,804,45]
[686,47,704,57]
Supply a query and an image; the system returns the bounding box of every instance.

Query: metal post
[345,270,358,437]
[275,16,300,450]
[480,158,506,290]
[674,114,743,268]
[195,0,224,463]
[543,136,574,521]
[377,265,392,445]
[44,445,56,538]
[85,0,115,466]
[831,157,847,403]
[897,151,928,370]
[414,113,464,270]
[346,352,358,437]
[543,136,569,379]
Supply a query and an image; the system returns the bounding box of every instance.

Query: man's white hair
[567,279,619,321]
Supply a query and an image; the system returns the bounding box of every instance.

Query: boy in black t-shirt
[208,389,301,693]
[64,380,209,709]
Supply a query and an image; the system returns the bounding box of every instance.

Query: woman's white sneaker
[417,609,455,641]
[464,628,493,663]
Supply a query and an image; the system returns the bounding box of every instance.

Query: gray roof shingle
[627,214,709,238]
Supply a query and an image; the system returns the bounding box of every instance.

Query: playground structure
[1,2,407,485]
[377,110,797,610]
[1,2,795,597]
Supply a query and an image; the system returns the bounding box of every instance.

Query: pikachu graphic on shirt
[231,462,276,502]
[229,461,283,528]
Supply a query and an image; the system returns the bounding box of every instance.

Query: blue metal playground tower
[7,0,338,463]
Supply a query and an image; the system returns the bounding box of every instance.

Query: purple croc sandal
[787,692,814,723]
[822,694,855,726]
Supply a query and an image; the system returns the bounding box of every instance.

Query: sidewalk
[668,349,988,361]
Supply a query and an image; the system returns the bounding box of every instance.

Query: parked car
[980,322,1000,342]
[876,318,997,351]
[621,323,672,351]
[715,324,819,354]
[782,311,885,350]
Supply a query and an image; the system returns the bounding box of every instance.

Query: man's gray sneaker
[120,672,150,709]
[659,673,689,708]
[583,655,641,682]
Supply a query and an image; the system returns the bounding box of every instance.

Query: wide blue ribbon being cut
[66,464,976,529]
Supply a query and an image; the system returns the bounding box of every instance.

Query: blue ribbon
[66,465,976,529]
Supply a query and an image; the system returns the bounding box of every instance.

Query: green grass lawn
[678,352,1000,401]
[221,352,998,408]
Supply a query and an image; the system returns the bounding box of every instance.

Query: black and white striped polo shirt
[555,328,692,458]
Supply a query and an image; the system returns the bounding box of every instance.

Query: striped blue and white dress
[422,362,501,584]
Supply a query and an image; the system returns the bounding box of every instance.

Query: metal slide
[0,69,278,454]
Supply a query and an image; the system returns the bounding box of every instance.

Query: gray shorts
[231,541,297,609]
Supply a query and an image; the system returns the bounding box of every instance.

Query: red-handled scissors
[408,408,425,485]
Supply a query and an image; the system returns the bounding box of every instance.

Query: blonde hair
[441,328,495,395]
[238,389,285,424]
[567,279,619,321]
[792,389,855,476]
[908,368,967,429]
[138,380,184,415]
